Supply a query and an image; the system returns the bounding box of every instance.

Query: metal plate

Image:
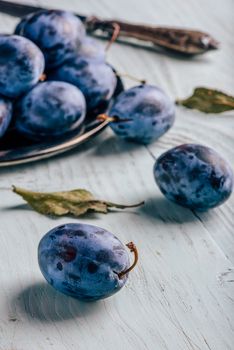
[0,119,110,167]
[0,73,124,167]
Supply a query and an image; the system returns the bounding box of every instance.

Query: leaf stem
[105,201,145,209]
[116,73,146,85]
[118,242,138,279]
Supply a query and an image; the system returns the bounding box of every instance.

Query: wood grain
[0,1,234,350]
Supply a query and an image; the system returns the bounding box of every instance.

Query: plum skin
[15,81,86,140]
[15,10,85,68]
[0,96,12,138]
[0,35,45,98]
[154,144,233,210]
[108,84,175,144]
[77,37,106,62]
[38,223,130,301]
[48,57,117,113]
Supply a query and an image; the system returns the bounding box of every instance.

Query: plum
[15,81,86,140]
[0,35,45,98]
[15,10,85,68]
[0,96,12,138]
[38,223,138,301]
[154,144,233,210]
[108,84,175,144]
[78,37,106,62]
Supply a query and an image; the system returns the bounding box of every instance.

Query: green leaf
[12,186,144,217]
[176,87,234,113]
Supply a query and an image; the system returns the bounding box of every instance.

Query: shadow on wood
[93,135,143,157]
[139,196,214,223]
[0,132,106,173]
[12,281,104,323]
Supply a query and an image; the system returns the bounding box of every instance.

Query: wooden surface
[0,1,234,349]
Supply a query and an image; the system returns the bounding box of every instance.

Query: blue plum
[15,10,85,68]
[14,14,28,35]
[78,37,106,62]
[0,35,45,98]
[108,84,175,144]
[154,144,233,210]
[38,223,136,301]
[15,81,86,140]
[48,57,117,113]
[0,96,13,138]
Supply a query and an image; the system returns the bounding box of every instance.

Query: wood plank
[0,0,233,349]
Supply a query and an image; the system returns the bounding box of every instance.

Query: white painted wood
[0,1,234,349]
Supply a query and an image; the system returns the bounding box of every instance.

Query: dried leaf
[176,87,234,113]
[12,186,144,217]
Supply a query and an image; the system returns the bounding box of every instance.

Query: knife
[0,0,218,55]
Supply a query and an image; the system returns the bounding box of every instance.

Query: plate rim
[0,119,109,167]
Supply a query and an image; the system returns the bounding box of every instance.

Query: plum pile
[0,9,176,143]
[0,10,118,141]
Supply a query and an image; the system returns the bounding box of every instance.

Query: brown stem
[105,22,121,52]
[116,73,146,85]
[39,73,47,82]
[97,114,117,123]
[97,114,133,123]
[118,242,138,279]
[105,200,145,209]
